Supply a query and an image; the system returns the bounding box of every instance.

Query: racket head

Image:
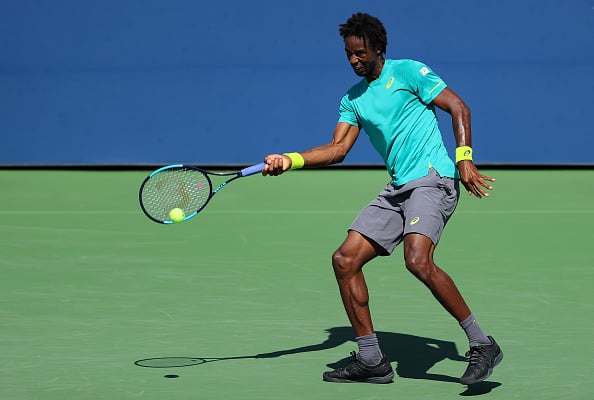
[139,164,213,224]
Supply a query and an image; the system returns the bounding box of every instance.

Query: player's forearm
[451,102,472,148]
[298,122,359,167]
[433,88,472,148]
[280,122,358,170]
[300,143,348,167]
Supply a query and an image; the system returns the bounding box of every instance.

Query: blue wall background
[1,0,593,166]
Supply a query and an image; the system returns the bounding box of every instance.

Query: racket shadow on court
[134,326,501,394]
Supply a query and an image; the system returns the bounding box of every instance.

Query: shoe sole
[323,371,395,384]
[460,351,504,385]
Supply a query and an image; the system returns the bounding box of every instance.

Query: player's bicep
[327,122,360,163]
[431,87,468,115]
[332,122,360,151]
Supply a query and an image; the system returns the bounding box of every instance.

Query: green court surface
[1,169,593,399]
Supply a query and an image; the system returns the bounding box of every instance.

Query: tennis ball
[169,208,185,223]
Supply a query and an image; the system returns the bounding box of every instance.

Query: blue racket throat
[139,162,265,224]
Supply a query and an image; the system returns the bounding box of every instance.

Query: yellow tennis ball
[169,208,185,223]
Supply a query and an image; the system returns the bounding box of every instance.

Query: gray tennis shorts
[350,168,460,255]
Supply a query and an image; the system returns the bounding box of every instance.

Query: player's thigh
[349,204,406,256]
[403,182,458,245]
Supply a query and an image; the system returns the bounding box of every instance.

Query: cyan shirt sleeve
[338,93,360,126]
[407,61,447,104]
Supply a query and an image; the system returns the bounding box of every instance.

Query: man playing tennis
[262,12,502,385]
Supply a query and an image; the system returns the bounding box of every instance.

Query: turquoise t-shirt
[338,59,457,185]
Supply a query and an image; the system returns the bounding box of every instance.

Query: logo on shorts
[410,217,420,225]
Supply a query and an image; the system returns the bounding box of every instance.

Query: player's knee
[404,254,433,282]
[331,249,356,280]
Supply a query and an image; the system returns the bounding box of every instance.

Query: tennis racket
[134,356,253,368]
[139,162,265,224]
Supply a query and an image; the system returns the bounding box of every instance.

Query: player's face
[344,36,382,79]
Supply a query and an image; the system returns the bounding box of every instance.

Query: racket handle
[240,163,266,177]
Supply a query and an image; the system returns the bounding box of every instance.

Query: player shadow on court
[134,326,501,395]
[260,326,464,382]
[256,326,501,394]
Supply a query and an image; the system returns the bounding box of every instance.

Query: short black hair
[339,12,388,55]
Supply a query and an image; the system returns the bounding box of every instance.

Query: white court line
[0,209,593,215]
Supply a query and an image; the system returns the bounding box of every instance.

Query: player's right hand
[263,154,291,176]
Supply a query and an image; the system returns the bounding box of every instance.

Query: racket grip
[240,163,266,177]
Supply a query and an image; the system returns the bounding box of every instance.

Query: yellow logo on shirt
[386,77,395,89]
[410,217,420,225]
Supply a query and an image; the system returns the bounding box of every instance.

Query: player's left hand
[457,160,495,198]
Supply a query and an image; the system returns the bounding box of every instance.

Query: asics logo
[410,217,420,225]
[386,77,394,89]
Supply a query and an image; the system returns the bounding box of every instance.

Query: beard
[352,59,378,77]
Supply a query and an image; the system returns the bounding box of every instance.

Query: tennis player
[262,12,502,385]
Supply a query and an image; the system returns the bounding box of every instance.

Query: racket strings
[141,167,211,221]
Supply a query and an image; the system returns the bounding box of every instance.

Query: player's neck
[366,57,385,83]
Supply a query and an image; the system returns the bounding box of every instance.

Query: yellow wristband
[455,146,473,164]
[283,152,305,170]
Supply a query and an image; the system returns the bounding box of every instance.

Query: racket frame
[139,163,265,224]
